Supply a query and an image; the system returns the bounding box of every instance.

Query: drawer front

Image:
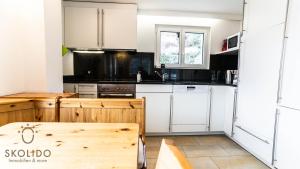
[78,84,97,92]
[136,84,173,93]
[173,85,209,93]
[0,102,34,113]
[79,92,98,98]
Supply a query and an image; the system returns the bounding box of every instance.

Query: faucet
[154,71,168,82]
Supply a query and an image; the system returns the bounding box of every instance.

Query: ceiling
[65,0,243,15]
[138,0,243,15]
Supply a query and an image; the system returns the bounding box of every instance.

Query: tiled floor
[145,135,270,169]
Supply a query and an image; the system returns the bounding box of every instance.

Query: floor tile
[146,158,157,169]
[187,157,219,169]
[211,156,270,169]
[146,145,160,159]
[172,136,199,146]
[221,144,250,156]
[182,145,229,157]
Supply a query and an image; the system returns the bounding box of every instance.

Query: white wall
[44,0,63,92]
[0,1,25,95]
[0,0,63,96]
[137,14,241,54]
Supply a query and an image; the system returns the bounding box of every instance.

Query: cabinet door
[64,7,99,48]
[63,83,78,93]
[279,0,300,110]
[224,87,236,136]
[103,8,137,49]
[210,86,226,132]
[244,0,288,36]
[275,107,300,169]
[235,24,285,165]
[136,93,171,133]
[172,86,209,132]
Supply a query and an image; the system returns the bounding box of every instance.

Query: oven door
[98,93,135,98]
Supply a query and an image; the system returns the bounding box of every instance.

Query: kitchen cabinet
[64,7,100,49]
[64,2,137,50]
[59,98,145,137]
[103,8,137,49]
[235,23,285,165]
[243,0,288,37]
[0,99,35,126]
[279,0,300,110]
[136,84,172,134]
[172,85,210,133]
[63,83,78,93]
[274,107,300,169]
[210,86,236,134]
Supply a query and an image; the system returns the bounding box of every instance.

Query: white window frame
[156,25,210,69]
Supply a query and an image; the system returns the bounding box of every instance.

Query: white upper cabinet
[103,8,137,49]
[64,2,137,49]
[279,0,300,110]
[243,0,288,36]
[64,7,99,48]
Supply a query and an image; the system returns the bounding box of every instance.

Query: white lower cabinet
[172,85,210,133]
[210,86,236,135]
[136,85,172,134]
[224,87,236,136]
[275,107,300,169]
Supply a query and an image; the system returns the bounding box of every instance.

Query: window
[156,25,210,69]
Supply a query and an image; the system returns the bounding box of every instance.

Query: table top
[3,92,76,99]
[0,122,139,169]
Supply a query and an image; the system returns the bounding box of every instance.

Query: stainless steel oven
[97,84,136,98]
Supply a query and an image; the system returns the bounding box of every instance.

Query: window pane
[184,32,204,64]
[160,31,180,64]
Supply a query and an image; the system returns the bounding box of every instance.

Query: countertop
[63,77,237,87]
[0,122,139,169]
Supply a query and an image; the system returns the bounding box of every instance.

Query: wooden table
[0,122,139,169]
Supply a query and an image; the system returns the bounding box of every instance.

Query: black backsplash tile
[71,51,238,82]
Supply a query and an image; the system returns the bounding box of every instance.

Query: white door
[210,86,226,132]
[136,93,171,133]
[279,0,300,110]
[64,7,99,48]
[235,24,285,165]
[224,87,236,136]
[103,8,137,49]
[172,85,209,132]
[275,107,300,169]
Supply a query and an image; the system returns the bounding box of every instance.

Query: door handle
[235,125,270,144]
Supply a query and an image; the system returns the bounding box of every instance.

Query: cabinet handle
[235,125,270,144]
[231,88,238,137]
[97,9,100,46]
[272,109,280,165]
[101,9,104,47]
[187,86,196,89]
[208,87,213,131]
[169,95,173,133]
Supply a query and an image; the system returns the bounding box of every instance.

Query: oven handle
[99,93,134,97]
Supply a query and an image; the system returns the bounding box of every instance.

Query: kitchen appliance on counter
[98,84,136,98]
